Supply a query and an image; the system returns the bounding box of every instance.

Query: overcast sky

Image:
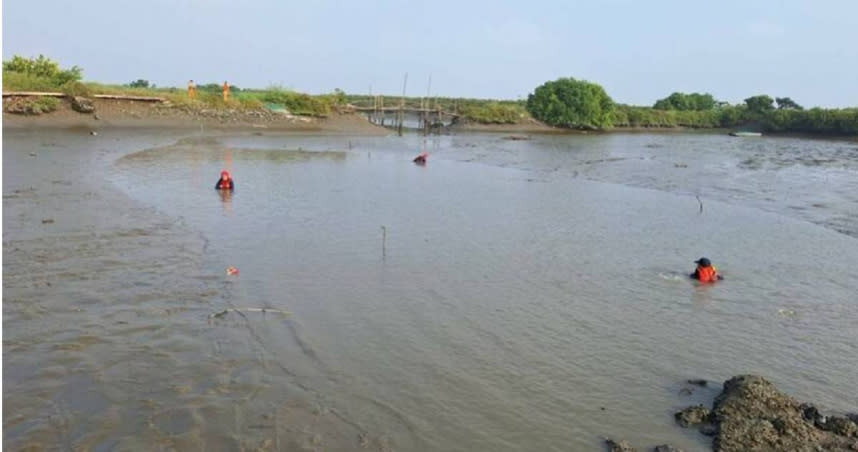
[4,0,857,107]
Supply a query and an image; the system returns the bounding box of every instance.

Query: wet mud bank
[3,129,401,450]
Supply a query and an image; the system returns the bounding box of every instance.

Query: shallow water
[4,129,858,451]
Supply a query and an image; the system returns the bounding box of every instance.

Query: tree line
[3,55,855,134]
[526,78,858,135]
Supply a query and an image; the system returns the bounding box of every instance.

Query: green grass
[457,102,526,124]
[74,82,331,115]
[32,96,59,113]
[6,69,852,135]
[239,88,334,116]
[3,71,521,122]
[3,71,63,92]
[4,96,60,115]
[62,81,92,97]
[345,94,531,124]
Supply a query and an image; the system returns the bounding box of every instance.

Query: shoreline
[2,98,389,135]
[4,99,856,142]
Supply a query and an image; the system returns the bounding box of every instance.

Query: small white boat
[729,131,762,137]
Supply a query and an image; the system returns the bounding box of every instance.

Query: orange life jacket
[697,266,717,283]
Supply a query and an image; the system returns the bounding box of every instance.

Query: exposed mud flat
[3,129,409,451]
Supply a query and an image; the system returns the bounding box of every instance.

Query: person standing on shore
[188,80,196,99]
[222,81,230,102]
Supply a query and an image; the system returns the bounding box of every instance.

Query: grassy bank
[345,94,528,124]
[2,66,340,117]
[82,83,344,116]
[611,104,858,135]
[4,55,855,135]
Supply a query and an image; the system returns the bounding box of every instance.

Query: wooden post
[424,74,432,136]
[398,72,408,136]
[420,96,424,132]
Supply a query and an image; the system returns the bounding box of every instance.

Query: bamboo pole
[398,72,408,136]
[424,75,432,136]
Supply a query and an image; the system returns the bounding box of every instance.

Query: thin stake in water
[381,225,387,258]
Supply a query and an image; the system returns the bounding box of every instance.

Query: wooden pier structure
[351,95,459,134]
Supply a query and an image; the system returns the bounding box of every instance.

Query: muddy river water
[4,128,858,450]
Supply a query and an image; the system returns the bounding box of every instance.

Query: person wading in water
[215,170,234,191]
[690,257,723,282]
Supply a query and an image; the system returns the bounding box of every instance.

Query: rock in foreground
[675,404,711,427]
[70,96,96,113]
[708,375,857,451]
[653,445,684,452]
[605,438,637,451]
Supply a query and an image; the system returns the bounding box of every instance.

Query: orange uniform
[696,266,718,282]
[691,257,722,282]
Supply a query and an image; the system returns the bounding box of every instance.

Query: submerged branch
[209,308,291,319]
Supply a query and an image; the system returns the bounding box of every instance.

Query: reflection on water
[4,130,858,451]
[217,189,233,215]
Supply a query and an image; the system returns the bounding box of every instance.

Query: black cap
[694,257,712,267]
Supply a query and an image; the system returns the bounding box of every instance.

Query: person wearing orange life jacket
[215,170,234,190]
[690,257,723,282]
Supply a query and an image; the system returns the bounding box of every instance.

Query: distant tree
[744,95,775,113]
[654,93,687,110]
[128,79,150,88]
[526,77,614,129]
[688,93,716,110]
[718,105,744,127]
[775,97,803,110]
[332,88,346,105]
[653,92,716,111]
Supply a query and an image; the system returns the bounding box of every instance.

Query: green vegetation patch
[526,78,614,129]
[3,54,82,92]
[458,101,525,124]
[4,96,60,115]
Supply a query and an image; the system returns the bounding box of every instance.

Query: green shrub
[3,54,81,87]
[34,96,59,113]
[62,81,92,97]
[459,102,524,124]
[2,71,61,92]
[4,96,60,115]
[128,79,150,88]
[653,92,716,111]
[238,97,264,110]
[257,88,331,116]
[526,77,614,129]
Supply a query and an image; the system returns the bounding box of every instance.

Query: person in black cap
[690,257,723,282]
